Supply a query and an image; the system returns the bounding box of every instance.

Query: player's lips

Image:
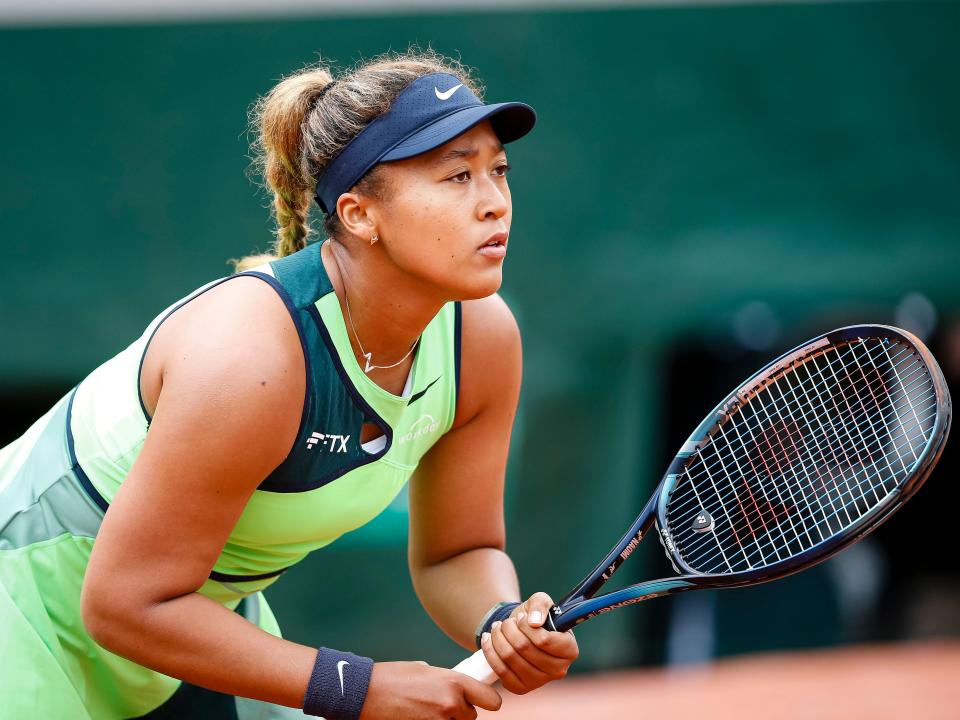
[478,232,508,259]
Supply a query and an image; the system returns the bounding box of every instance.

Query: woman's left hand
[479,592,579,694]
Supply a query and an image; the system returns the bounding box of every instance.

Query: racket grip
[452,649,497,684]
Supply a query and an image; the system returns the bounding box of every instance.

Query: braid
[271,182,311,256]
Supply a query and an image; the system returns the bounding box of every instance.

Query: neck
[322,240,445,373]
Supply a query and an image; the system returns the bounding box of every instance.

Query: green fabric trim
[0,394,104,550]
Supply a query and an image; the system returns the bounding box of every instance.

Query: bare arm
[408,294,524,648]
[409,295,578,694]
[80,277,319,706]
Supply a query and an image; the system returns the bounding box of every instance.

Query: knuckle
[551,636,578,658]
[503,678,523,695]
[540,638,560,655]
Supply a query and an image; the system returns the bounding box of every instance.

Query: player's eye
[492,162,512,177]
[450,170,470,183]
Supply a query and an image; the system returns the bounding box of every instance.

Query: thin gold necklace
[331,246,420,374]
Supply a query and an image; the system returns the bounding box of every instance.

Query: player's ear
[335,191,377,241]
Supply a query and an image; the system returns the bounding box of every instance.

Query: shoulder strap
[269,242,333,309]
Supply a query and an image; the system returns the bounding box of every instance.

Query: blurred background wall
[2,0,957,673]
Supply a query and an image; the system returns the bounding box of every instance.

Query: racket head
[655,324,951,586]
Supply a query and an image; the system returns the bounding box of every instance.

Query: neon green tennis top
[69,240,462,603]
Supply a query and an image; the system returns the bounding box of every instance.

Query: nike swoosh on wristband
[434,84,463,100]
[408,376,441,406]
[337,660,349,696]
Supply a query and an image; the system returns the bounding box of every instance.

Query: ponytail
[233,69,332,272]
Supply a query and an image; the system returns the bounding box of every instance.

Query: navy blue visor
[314,73,536,215]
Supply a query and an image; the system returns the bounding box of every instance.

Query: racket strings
[669,342,929,525]
[680,340,936,571]
[739,343,933,519]
[682,379,936,571]
[675,341,930,522]
[676,384,928,571]
[669,343,920,492]
[665,337,938,574]
[672,347,933,536]
[680,340,936,570]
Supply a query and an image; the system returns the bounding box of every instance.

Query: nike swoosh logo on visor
[435,84,463,101]
[408,376,442,406]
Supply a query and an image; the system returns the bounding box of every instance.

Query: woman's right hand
[360,661,502,720]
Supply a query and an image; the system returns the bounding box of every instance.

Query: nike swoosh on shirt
[434,84,463,100]
[337,660,349,695]
[408,376,441,406]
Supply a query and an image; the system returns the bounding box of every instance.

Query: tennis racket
[454,324,951,683]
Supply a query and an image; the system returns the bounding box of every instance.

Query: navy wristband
[302,647,374,720]
[474,601,521,649]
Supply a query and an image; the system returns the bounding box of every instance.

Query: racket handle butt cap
[452,649,497,685]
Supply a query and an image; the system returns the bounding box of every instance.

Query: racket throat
[557,495,659,609]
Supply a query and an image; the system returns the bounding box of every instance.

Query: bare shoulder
[163,274,302,360]
[460,293,521,352]
[141,275,305,458]
[84,276,307,618]
[454,293,523,427]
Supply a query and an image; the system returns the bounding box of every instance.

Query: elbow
[80,576,141,655]
[80,578,116,649]
[409,544,506,575]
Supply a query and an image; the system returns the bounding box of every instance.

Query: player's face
[371,121,513,300]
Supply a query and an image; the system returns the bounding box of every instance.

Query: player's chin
[449,262,504,300]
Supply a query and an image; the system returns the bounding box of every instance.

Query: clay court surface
[486,641,960,719]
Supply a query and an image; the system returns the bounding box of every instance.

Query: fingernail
[482,632,491,644]
[492,621,502,630]
[529,611,543,625]
[517,611,526,621]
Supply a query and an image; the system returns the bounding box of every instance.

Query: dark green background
[2,1,957,670]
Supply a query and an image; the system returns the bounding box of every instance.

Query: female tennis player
[0,51,578,719]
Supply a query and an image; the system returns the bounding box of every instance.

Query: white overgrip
[452,649,497,684]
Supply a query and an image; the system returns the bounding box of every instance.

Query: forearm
[410,547,521,650]
[86,590,317,707]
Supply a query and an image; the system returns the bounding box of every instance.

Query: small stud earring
[370,232,379,245]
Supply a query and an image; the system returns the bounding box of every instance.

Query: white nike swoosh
[337,660,349,696]
[434,84,463,101]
